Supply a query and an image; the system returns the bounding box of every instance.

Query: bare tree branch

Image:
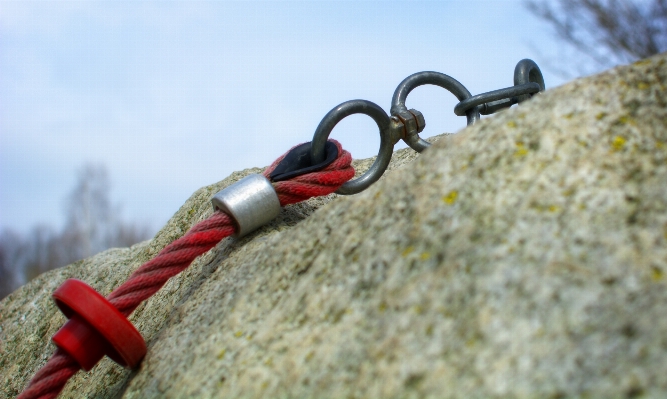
[0,164,153,299]
[526,0,667,76]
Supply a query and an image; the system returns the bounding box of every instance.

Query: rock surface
[2,53,667,399]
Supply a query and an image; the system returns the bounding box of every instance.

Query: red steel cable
[18,140,354,399]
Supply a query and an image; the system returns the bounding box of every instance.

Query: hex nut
[408,109,425,133]
[395,110,418,139]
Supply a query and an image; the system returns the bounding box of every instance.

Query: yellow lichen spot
[378,302,387,312]
[465,338,476,348]
[234,331,243,338]
[507,120,517,128]
[564,112,574,119]
[638,82,650,90]
[420,252,431,261]
[401,246,414,257]
[442,190,458,205]
[651,267,664,281]
[264,357,273,366]
[514,142,528,157]
[261,381,269,389]
[633,59,652,66]
[563,189,575,197]
[413,305,424,314]
[548,205,560,212]
[246,334,253,341]
[618,115,637,125]
[305,351,315,362]
[217,349,226,359]
[374,190,382,199]
[612,135,627,151]
[426,325,434,336]
[517,113,526,119]
[596,112,607,120]
[656,141,665,149]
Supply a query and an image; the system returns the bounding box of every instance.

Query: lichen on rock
[2,52,667,399]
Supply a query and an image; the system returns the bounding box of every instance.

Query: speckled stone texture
[2,52,667,399]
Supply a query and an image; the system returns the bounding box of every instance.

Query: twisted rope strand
[18,139,353,399]
[107,211,236,316]
[17,349,79,399]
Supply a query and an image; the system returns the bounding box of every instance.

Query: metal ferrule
[211,174,281,237]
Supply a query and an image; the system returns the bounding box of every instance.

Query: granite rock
[2,52,667,399]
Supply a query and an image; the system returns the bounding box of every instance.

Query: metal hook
[310,99,399,195]
[390,71,481,153]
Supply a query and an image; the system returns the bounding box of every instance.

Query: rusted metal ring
[390,71,480,153]
[311,99,393,195]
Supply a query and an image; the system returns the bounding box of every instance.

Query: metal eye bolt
[310,99,399,195]
[390,71,481,153]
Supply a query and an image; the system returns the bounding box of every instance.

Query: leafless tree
[0,230,27,297]
[0,164,152,299]
[525,0,667,76]
[61,165,117,261]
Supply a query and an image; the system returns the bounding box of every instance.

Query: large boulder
[2,52,667,399]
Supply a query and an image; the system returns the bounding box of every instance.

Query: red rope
[18,140,353,399]
[263,139,354,205]
[107,211,236,316]
[16,349,79,399]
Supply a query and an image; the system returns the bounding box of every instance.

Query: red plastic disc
[51,279,146,371]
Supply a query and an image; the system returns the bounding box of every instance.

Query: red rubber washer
[51,279,147,371]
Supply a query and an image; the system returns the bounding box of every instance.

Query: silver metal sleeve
[211,174,281,237]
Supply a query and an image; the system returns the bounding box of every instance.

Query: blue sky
[1,1,576,235]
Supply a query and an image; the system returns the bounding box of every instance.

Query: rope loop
[18,140,355,399]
